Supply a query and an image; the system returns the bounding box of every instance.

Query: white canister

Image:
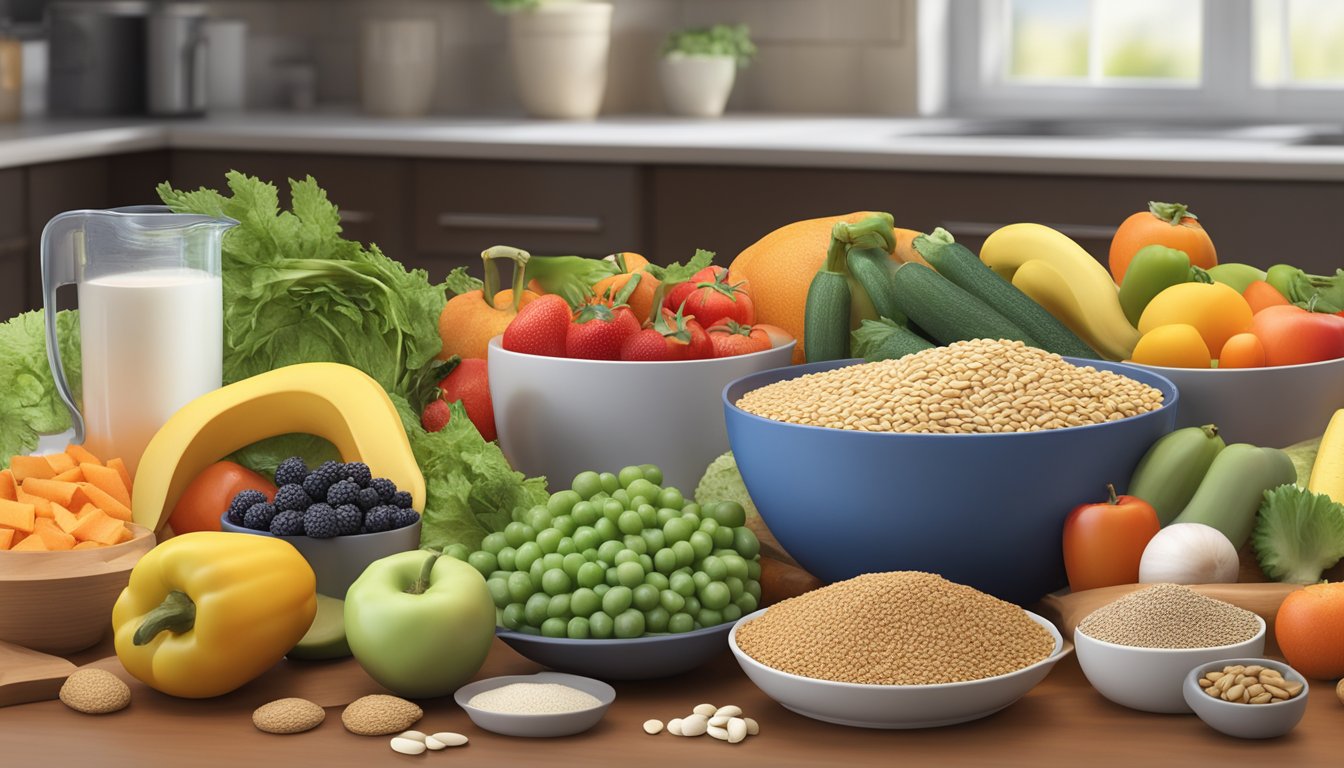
[508,2,612,120]
[361,18,438,118]
[205,19,247,112]
[659,53,737,118]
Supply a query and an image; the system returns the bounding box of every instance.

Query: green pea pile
[452,464,762,639]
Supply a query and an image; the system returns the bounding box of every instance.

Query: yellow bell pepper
[112,531,317,698]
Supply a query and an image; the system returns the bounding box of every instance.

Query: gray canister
[48,1,150,116]
[146,2,207,116]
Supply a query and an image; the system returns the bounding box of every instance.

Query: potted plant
[659,24,756,118]
[490,0,613,120]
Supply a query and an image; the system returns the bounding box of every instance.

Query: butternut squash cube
[8,455,55,483]
[79,483,133,522]
[70,509,125,545]
[16,490,53,518]
[80,463,131,508]
[53,503,81,534]
[0,469,14,501]
[64,444,102,466]
[11,534,48,551]
[52,467,84,483]
[107,458,133,496]
[0,498,36,533]
[43,452,76,474]
[72,540,104,550]
[33,518,75,550]
[0,528,13,550]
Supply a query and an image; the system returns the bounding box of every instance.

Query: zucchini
[851,318,933,362]
[889,262,1036,346]
[847,247,905,326]
[917,232,1100,359]
[1170,443,1297,549]
[804,233,853,362]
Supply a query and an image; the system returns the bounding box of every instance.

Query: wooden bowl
[0,524,156,654]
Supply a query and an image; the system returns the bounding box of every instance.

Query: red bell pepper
[1250,305,1344,366]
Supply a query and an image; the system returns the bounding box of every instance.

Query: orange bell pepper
[438,247,538,360]
[1243,280,1290,314]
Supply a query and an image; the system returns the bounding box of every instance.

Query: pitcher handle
[40,211,86,443]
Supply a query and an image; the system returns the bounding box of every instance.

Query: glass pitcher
[42,205,236,475]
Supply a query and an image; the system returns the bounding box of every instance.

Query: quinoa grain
[1077,584,1261,649]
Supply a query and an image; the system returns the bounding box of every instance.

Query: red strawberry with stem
[420,398,450,432]
[502,293,571,357]
[664,265,754,328]
[620,306,693,361]
[566,302,641,360]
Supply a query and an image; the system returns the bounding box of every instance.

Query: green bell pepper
[1118,245,1209,327]
[1206,263,1267,294]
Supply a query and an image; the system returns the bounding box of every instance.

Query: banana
[1128,424,1226,525]
[132,363,425,532]
[983,223,1139,360]
[1010,260,1139,361]
[1308,409,1344,505]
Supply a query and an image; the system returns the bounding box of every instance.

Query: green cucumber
[1127,424,1225,525]
[804,266,851,363]
[917,232,1099,359]
[888,262,1036,346]
[846,247,905,326]
[1170,443,1297,549]
[851,318,933,362]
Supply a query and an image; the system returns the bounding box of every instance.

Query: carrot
[20,478,82,508]
[0,498,35,533]
[1109,201,1217,284]
[15,490,52,518]
[79,483,133,521]
[8,455,55,483]
[1243,280,1291,314]
[51,467,84,483]
[64,444,102,466]
[0,469,14,501]
[70,509,125,545]
[81,463,131,507]
[33,518,75,550]
[107,458,133,496]
[0,528,13,550]
[53,503,81,534]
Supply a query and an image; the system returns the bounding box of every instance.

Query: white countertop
[2,113,1344,181]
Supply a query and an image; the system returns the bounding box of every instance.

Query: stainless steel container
[146,2,206,116]
[48,1,149,116]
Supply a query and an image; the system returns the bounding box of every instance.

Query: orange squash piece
[70,509,125,545]
[73,540,104,550]
[116,525,133,543]
[64,444,102,466]
[21,478,82,507]
[11,534,48,551]
[0,469,14,501]
[52,467,84,483]
[0,528,13,550]
[33,518,75,550]
[43,452,76,474]
[79,483,133,522]
[80,463,131,508]
[77,502,101,519]
[107,458,133,496]
[0,498,36,532]
[16,489,54,518]
[53,503,81,534]
[9,456,55,483]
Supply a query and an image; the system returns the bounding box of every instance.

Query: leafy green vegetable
[0,310,82,465]
[393,395,548,551]
[850,317,933,362]
[1253,484,1344,584]
[158,171,447,410]
[1266,265,1344,314]
[664,24,757,67]
[695,451,759,521]
[522,254,618,309]
[444,266,483,296]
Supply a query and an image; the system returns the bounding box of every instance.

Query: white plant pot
[508,2,612,120]
[361,18,438,117]
[659,53,738,118]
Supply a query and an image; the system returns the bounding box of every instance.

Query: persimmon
[1109,201,1217,284]
[1275,582,1344,680]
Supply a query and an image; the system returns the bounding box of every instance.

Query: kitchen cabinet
[0,168,25,320]
[650,167,1344,273]
[412,159,643,280]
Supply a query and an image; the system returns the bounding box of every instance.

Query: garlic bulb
[1139,523,1240,584]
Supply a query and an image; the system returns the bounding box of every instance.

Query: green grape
[622,535,648,555]
[487,577,510,608]
[546,592,571,619]
[541,617,567,638]
[697,608,723,628]
[669,572,695,597]
[529,559,545,591]
[629,496,650,510]
[631,583,660,611]
[613,548,639,566]
[726,576,744,600]
[571,500,600,526]
[699,581,731,610]
[626,478,659,503]
[481,532,508,555]
[581,547,600,562]
[497,546,517,571]
[689,531,714,560]
[571,587,600,617]
[734,527,760,559]
[660,589,686,614]
[637,554,653,574]
[536,527,563,554]
[589,610,615,638]
[668,612,695,634]
[502,602,526,630]
[711,501,747,528]
[746,558,762,581]
[701,555,727,581]
[542,568,572,596]
[602,585,633,615]
[611,489,631,507]
[653,547,678,574]
[692,571,711,591]
[504,521,534,548]
[594,517,619,542]
[572,471,603,500]
[617,466,645,488]
[698,517,720,538]
[644,571,669,591]
[683,595,701,615]
[593,583,611,597]
[614,608,646,638]
[576,561,605,589]
[616,561,645,588]
[467,550,497,577]
[681,502,700,519]
[514,541,543,572]
[444,543,470,560]
[712,525,735,549]
[644,606,671,633]
[524,593,550,627]
[617,510,644,536]
[547,489,581,517]
[747,580,762,602]
[507,572,533,603]
[656,507,681,526]
[562,552,587,580]
[639,464,663,485]
[637,504,658,528]
[567,616,591,639]
[663,516,694,544]
[599,472,620,494]
[597,539,624,564]
[722,554,748,580]
[552,515,577,536]
[734,592,758,614]
[541,553,565,572]
[657,487,684,510]
[527,508,553,531]
[722,604,742,622]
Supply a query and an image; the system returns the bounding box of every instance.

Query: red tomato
[708,322,772,358]
[438,357,497,441]
[663,266,754,329]
[1062,485,1160,592]
[169,461,276,535]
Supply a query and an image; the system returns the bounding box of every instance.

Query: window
[946,0,1344,119]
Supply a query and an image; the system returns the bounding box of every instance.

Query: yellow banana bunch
[1308,409,1344,505]
[981,223,1139,361]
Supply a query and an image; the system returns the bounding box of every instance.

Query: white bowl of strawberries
[488,265,795,491]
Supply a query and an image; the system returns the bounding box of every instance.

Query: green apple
[345,550,495,698]
[288,594,351,660]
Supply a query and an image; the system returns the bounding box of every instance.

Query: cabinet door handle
[436,212,603,234]
[940,221,1118,241]
[340,210,374,225]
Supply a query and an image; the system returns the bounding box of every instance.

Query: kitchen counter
[5,636,1342,768]
[3,113,1344,181]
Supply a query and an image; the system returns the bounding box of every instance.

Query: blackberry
[362,506,394,533]
[274,456,310,488]
[343,462,372,488]
[273,484,313,513]
[269,510,304,536]
[354,487,381,511]
[391,508,420,530]
[302,462,344,499]
[334,504,363,536]
[303,504,339,539]
[227,490,267,525]
[391,491,413,509]
[242,502,276,531]
[369,477,397,503]
[326,479,360,507]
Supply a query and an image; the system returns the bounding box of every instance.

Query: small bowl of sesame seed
[1073,584,1267,714]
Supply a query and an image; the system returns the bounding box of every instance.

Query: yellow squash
[1308,409,1344,505]
[112,531,316,698]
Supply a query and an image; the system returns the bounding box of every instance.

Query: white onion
[1139,523,1240,584]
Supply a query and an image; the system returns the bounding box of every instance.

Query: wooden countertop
[4,636,1342,768]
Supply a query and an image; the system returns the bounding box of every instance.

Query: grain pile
[734,572,1056,685]
[736,339,1164,433]
[467,683,602,715]
[1077,583,1261,649]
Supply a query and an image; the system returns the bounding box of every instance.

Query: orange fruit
[437,288,537,361]
[729,212,881,364]
[1275,582,1344,680]
[592,252,659,324]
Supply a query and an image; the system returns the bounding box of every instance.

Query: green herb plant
[663,24,757,67]
[488,0,543,12]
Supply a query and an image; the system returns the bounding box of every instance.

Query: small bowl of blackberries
[220,457,423,596]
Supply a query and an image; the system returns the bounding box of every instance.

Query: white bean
[643,719,663,735]
[390,737,426,755]
[744,717,759,736]
[428,732,468,748]
[707,725,729,741]
[692,703,717,718]
[667,718,683,736]
[398,730,427,742]
[680,714,709,737]
[727,718,747,744]
[708,715,729,727]
[714,705,742,718]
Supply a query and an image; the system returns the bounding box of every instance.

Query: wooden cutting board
[0,639,77,708]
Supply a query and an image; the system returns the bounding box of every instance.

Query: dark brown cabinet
[0,168,26,319]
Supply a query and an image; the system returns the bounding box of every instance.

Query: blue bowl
[722,358,1178,605]
[495,621,733,680]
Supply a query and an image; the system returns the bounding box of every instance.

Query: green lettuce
[0,309,82,465]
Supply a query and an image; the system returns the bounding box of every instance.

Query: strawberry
[620,307,693,361]
[685,316,714,359]
[708,321,772,358]
[420,398,450,432]
[566,303,641,360]
[664,265,754,329]
[438,357,496,441]
[502,294,571,357]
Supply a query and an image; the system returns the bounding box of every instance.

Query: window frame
[944,0,1344,120]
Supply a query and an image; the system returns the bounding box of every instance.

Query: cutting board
[0,639,77,707]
